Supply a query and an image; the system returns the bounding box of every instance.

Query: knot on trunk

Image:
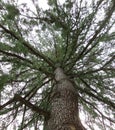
[54,67,67,81]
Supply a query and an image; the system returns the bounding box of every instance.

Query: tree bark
[45,67,86,130]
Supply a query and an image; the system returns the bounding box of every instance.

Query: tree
[0,0,115,129]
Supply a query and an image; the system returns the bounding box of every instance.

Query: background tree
[0,0,115,129]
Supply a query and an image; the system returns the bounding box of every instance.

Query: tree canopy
[0,0,115,129]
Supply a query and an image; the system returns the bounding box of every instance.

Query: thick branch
[0,24,55,68]
[0,50,53,77]
[0,49,32,64]
[14,94,49,117]
[0,98,15,110]
[0,94,50,117]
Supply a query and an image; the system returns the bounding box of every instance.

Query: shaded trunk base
[45,90,86,130]
[44,67,86,130]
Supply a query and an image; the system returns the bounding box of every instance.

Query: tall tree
[0,0,115,129]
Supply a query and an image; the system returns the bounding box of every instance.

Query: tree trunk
[45,67,86,130]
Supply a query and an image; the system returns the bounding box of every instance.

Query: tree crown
[0,0,115,129]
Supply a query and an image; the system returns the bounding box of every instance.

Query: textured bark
[45,67,86,130]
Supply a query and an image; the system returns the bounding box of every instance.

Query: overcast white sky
[18,0,66,9]
[1,0,114,130]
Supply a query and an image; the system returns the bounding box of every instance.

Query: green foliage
[0,42,13,51]
[5,4,19,20]
[0,0,115,129]
[0,74,9,90]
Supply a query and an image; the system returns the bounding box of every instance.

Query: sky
[2,1,67,130]
[18,0,66,9]
[1,0,114,130]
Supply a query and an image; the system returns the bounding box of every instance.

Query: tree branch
[14,94,50,117]
[80,96,115,123]
[78,0,115,60]
[0,23,55,69]
[0,98,15,110]
[66,2,115,72]
[75,81,115,109]
[0,94,50,118]
[0,49,32,64]
[82,55,115,75]
[84,67,115,75]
